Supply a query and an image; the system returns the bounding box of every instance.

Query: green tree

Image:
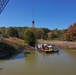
[0,31,2,34]
[52,28,60,38]
[14,26,28,39]
[1,27,6,37]
[59,29,66,40]
[41,28,50,39]
[36,29,43,39]
[47,32,56,40]
[8,27,19,37]
[24,30,36,47]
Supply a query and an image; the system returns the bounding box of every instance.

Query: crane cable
[32,0,35,21]
[32,0,35,27]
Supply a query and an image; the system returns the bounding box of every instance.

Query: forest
[0,23,76,42]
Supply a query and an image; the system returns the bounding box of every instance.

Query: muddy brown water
[0,48,76,75]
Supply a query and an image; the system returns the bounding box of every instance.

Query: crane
[0,0,9,14]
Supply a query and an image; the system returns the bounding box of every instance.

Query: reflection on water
[0,49,76,75]
[0,53,25,60]
[24,51,38,64]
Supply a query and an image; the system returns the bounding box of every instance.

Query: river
[0,48,76,75]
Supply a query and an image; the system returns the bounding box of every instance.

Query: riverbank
[38,39,76,49]
[0,38,26,58]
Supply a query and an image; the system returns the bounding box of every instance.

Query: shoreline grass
[37,39,76,49]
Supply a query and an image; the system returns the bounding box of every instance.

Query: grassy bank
[0,42,17,58]
[38,39,76,49]
[3,37,26,50]
[0,37,26,58]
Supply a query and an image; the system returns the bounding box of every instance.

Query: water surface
[0,48,76,75]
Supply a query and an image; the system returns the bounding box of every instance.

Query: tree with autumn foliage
[65,23,76,41]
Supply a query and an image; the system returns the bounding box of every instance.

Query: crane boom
[0,0,9,14]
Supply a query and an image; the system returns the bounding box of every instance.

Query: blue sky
[0,0,76,30]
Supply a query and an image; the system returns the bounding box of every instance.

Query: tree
[52,28,61,38]
[14,26,28,39]
[60,29,67,41]
[36,29,43,39]
[41,28,50,39]
[0,31,2,34]
[24,30,36,47]
[47,32,56,40]
[1,27,6,37]
[8,27,19,37]
[65,23,76,41]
